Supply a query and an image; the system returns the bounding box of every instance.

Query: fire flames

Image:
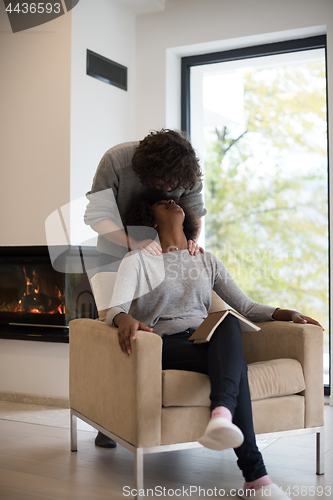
[10,267,65,315]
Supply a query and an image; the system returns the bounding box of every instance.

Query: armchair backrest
[90,272,117,321]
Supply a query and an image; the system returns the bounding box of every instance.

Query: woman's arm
[211,254,323,327]
[212,256,276,322]
[106,253,154,355]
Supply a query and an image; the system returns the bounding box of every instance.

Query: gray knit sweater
[84,142,206,257]
[106,250,276,337]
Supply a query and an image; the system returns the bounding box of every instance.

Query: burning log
[2,267,65,315]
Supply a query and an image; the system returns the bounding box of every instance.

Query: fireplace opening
[0,246,99,342]
[1,262,66,323]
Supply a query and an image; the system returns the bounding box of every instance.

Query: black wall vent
[87,50,127,91]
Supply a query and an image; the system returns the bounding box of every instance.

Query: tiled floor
[0,401,332,499]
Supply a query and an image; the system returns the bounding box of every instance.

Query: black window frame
[181,35,331,395]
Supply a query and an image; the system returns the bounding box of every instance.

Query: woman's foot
[238,483,290,499]
[198,405,243,451]
[244,475,272,491]
[198,417,244,450]
[94,431,117,448]
[211,406,233,421]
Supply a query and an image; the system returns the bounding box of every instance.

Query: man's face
[154,181,173,192]
[140,174,181,191]
[152,179,180,192]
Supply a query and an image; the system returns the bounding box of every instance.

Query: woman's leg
[207,315,244,413]
[162,330,209,372]
[162,317,267,482]
[232,358,267,482]
[207,316,267,480]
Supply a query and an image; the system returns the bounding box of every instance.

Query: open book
[188,310,261,343]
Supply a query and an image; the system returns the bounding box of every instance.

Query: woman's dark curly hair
[123,192,199,242]
[132,129,202,191]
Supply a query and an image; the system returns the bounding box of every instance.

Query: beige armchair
[69,272,325,492]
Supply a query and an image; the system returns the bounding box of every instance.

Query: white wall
[0,340,69,398]
[0,0,137,399]
[0,1,71,246]
[70,0,136,224]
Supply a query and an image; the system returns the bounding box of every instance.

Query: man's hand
[130,238,162,256]
[187,239,204,256]
[114,313,153,356]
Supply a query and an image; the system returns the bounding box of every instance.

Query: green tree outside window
[204,62,328,347]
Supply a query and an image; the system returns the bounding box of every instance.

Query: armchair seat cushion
[162,358,305,407]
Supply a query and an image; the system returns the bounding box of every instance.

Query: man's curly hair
[123,192,199,242]
[132,129,202,190]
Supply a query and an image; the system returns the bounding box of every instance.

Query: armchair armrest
[69,318,163,447]
[242,321,324,428]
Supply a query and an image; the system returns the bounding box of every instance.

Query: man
[84,129,206,271]
[84,129,206,448]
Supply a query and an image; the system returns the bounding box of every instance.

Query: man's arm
[180,180,205,255]
[187,217,204,256]
[181,180,207,218]
[91,219,162,255]
[91,219,127,247]
[194,217,202,241]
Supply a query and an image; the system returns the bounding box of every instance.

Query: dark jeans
[162,315,267,482]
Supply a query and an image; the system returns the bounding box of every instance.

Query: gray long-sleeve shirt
[84,142,206,257]
[106,250,276,337]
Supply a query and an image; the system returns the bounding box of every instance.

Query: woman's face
[152,199,185,227]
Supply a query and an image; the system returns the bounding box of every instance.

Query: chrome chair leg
[316,427,325,475]
[71,410,78,452]
[134,448,144,493]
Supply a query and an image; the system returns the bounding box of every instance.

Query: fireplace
[0,246,99,342]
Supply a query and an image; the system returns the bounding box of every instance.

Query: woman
[106,198,322,499]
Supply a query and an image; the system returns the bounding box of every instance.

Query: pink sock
[211,406,232,422]
[244,475,272,491]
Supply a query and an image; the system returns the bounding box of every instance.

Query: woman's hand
[272,308,324,330]
[187,239,204,256]
[114,313,153,356]
[291,311,324,330]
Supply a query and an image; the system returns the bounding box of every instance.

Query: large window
[182,36,330,392]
